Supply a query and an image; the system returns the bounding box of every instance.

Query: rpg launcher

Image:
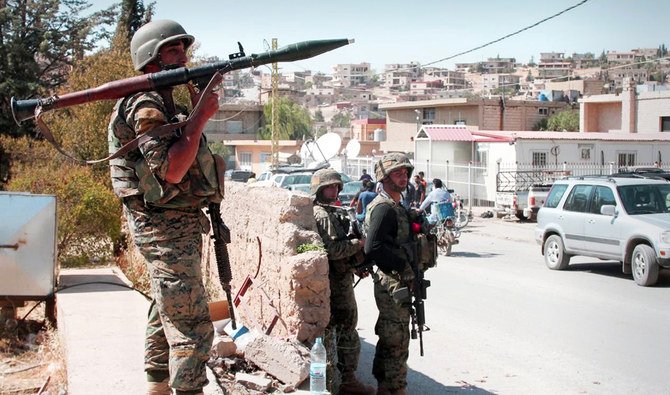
[11,38,353,124]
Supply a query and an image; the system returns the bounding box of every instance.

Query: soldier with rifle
[364,152,436,395]
[311,168,375,395]
[107,20,222,395]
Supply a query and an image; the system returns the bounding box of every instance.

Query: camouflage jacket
[108,91,223,209]
[313,204,363,275]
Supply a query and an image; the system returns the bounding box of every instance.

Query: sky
[86,0,670,75]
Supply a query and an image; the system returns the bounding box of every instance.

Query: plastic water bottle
[309,337,327,393]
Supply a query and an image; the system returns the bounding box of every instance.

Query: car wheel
[631,244,659,286]
[544,235,570,270]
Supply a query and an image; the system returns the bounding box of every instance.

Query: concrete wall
[204,182,329,343]
[582,101,622,132]
[636,91,670,133]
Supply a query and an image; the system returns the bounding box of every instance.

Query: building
[378,98,569,153]
[580,78,670,135]
[423,67,467,90]
[482,73,521,93]
[332,62,373,87]
[382,63,421,90]
[204,103,264,141]
[606,51,636,63]
[538,52,572,78]
[350,118,386,142]
[482,57,516,74]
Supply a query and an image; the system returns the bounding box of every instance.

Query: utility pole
[271,38,279,169]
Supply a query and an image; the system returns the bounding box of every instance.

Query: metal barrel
[11,38,353,124]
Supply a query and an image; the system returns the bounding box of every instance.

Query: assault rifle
[11,38,353,124]
[207,203,237,330]
[394,215,432,356]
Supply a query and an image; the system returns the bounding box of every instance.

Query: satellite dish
[344,139,361,158]
[300,140,314,162]
[313,133,341,162]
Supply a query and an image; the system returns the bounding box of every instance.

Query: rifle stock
[11,38,353,124]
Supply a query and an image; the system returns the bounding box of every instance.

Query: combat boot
[376,385,406,395]
[146,379,170,395]
[340,374,375,394]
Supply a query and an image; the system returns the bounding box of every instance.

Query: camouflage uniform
[108,91,221,391]
[311,168,372,395]
[363,153,416,393]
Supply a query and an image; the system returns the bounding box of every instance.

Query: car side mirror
[600,204,617,216]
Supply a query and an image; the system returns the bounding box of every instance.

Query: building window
[239,152,252,170]
[617,152,636,167]
[661,116,670,132]
[455,120,466,125]
[422,108,436,122]
[259,152,271,164]
[226,120,243,134]
[532,151,547,167]
[579,144,593,160]
[538,108,548,115]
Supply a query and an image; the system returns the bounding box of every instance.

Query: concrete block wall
[204,182,330,343]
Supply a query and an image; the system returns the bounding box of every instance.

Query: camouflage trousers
[372,271,410,391]
[137,236,214,391]
[324,270,361,393]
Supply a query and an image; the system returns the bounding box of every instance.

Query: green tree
[331,111,352,128]
[113,0,154,45]
[546,109,580,132]
[0,0,116,137]
[258,96,312,140]
[313,109,325,122]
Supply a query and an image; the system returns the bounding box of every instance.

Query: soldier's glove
[400,265,415,283]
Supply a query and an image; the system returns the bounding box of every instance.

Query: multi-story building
[203,103,264,142]
[571,52,597,69]
[382,63,421,90]
[423,67,467,90]
[538,52,572,78]
[606,51,636,63]
[633,48,660,59]
[482,74,521,93]
[332,62,373,87]
[482,57,516,74]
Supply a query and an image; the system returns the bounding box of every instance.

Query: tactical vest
[365,194,412,264]
[108,92,224,208]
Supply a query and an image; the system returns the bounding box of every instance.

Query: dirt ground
[0,303,67,395]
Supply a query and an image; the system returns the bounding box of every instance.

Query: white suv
[535,176,670,286]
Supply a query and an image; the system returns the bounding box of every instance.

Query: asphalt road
[352,215,670,394]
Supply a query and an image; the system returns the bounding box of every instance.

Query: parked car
[255,164,352,190]
[535,176,670,286]
[339,181,364,207]
[224,170,253,183]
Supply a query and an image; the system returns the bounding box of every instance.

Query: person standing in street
[363,152,417,395]
[413,175,425,206]
[311,168,376,395]
[107,20,222,395]
[359,168,373,182]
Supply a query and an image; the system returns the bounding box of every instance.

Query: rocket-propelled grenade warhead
[249,38,355,66]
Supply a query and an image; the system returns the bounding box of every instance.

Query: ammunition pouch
[416,232,438,270]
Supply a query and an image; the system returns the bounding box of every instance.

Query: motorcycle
[450,191,471,229]
[429,201,461,256]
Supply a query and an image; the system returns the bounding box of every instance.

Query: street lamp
[414,109,421,134]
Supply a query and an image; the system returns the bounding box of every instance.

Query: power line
[423,0,592,68]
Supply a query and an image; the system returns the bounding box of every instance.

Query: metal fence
[343,159,667,209]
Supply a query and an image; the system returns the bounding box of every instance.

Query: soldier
[364,153,416,395]
[107,20,222,395]
[311,168,376,395]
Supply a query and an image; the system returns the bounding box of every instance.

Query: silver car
[535,176,670,286]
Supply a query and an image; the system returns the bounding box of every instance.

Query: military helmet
[310,168,343,198]
[374,152,414,182]
[130,20,195,71]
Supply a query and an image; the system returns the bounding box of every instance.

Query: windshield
[342,181,362,194]
[618,184,670,215]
